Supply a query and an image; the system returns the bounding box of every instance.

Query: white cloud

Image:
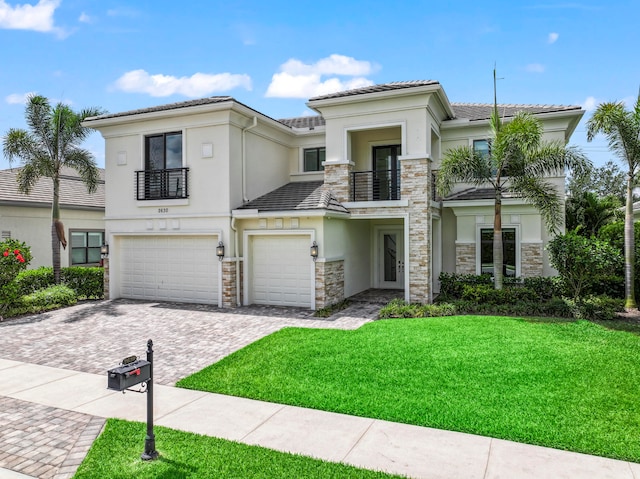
[525,63,546,73]
[266,54,377,98]
[0,0,63,35]
[113,69,252,97]
[548,32,559,44]
[5,91,35,104]
[582,96,599,111]
[78,12,93,24]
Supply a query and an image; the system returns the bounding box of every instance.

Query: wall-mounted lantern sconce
[100,243,109,259]
[216,241,225,261]
[310,241,319,261]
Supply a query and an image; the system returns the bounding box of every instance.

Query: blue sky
[1,0,638,170]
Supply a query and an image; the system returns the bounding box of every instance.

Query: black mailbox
[107,359,151,391]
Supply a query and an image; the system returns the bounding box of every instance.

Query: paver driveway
[0,299,375,386]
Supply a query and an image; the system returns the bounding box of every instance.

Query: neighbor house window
[303,147,325,172]
[473,139,490,159]
[480,228,516,277]
[71,231,104,265]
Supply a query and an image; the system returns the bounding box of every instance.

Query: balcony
[136,167,189,200]
[351,169,400,201]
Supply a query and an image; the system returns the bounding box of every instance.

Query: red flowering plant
[0,239,32,290]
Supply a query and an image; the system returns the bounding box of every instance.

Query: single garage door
[250,235,312,308]
[120,235,218,304]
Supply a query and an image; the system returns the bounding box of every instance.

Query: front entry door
[378,229,404,289]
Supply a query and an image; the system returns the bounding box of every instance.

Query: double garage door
[250,235,312,308]
[120,235,218,304]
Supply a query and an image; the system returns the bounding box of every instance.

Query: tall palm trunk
[624,172,636,309]
[52,176,61,284]
[494,190,503,290]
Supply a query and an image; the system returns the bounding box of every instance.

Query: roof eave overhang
[232,209,350,219]
[306,83,454,116]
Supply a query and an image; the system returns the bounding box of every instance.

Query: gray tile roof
[308,80,440,102]
[84,97,234,122]
[278,116,326,129]
[451,103,582,121]
[237,181,349,214]
[0,167,105,210]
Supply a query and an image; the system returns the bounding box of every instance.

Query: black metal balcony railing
[351,169,400,201]
[136,167,189,200]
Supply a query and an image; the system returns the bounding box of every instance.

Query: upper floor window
[146,132,182,170]
[473,139,491,159]
[138,132,188,200]
[303,147,325,172]
[71,230,104,265]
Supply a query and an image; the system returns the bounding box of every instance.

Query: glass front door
[378,229,404,289]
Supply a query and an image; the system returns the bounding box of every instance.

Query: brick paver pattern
[0,298,383,478]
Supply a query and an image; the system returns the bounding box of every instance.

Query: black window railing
[351,169,400,201]
[136,167,189,200]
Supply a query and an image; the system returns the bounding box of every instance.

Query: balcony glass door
[373,145,401,200]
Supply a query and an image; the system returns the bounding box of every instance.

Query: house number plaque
[158,208,168,213]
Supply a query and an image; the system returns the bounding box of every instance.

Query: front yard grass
[74,419,402,478]
[177,315,640,463]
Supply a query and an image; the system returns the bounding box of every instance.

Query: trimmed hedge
[21,284,77,311]
[13,266,103,299]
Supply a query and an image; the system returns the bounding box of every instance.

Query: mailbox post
[107,339,158,461]
[141,339,158,461]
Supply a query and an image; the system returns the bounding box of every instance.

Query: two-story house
[85,80,583,309]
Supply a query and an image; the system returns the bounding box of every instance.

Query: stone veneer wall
[456,243,476,275]
[520,243,543,277]
[222,259,243,307]
[401,157,432,303]
[323,162,352,204]
[315,260,344,309]
[103,258,109,300]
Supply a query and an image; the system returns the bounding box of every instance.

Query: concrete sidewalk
[1,359,638,479]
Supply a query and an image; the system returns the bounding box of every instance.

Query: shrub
[61,267,104,299]
[438,272,492,300]
[0,239,32,316]
[565,295,625,321]
[547,232,623,299]
[378,299,458,319]
[522,276,565,300]
[13,267,55,295]
[460,284,539,304]
[21,284,77,312]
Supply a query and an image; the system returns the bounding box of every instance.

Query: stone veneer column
[400,157,432,303]
[315,260,345,309]
[102,258,109,300]
[221,259,241,308]
[322,161,353,204]
[455,243,476,275]
[520,243,543,277]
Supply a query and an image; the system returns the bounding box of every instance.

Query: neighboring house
[0,167,105,268]
[85,80,583,309]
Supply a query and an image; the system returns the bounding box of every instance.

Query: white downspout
[241,116,258,203]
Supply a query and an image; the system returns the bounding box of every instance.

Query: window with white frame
[303,147,325,172]
[480,228,516,277]
[71,230,104,265]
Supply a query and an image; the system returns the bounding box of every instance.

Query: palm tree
[587,94,640,309]
[565,191,621,237]
[437,83,589,290]
[3,95,104,283]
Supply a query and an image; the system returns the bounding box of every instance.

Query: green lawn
[74,419,403,478]
[177,316,640,463]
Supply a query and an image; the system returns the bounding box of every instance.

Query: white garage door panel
[251,235,311,307]
[120,236,218,304]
